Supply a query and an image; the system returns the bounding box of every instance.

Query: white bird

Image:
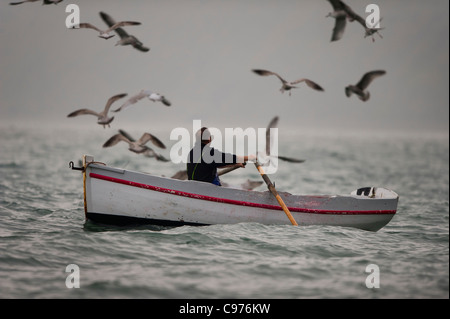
[252,69,324,95]
[99,11,150,52]
[67,93,127,128]
[113,90,171,112]
[75,21,141,40]
[103,129,168,162]
[345,70,386,102]
[10,0,62,5]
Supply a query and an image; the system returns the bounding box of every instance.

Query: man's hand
[246,154,257,162]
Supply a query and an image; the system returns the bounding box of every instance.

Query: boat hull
[81,156,399,231]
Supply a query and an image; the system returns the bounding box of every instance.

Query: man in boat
[187,127,254,186]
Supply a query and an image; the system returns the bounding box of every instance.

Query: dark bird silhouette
[252,69,324,96]
[75,21,141,40]
[266,116,305,163]
[345,70,386,101]
[10,0,63,5]
[339,0,384,42]
[67,93,127,128]
[103,129,168,161]
[326,0,348,42]
[100,11,150,52]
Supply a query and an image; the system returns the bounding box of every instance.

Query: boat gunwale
[89,172,397,216]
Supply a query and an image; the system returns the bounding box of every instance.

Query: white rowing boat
[71,155,399,231]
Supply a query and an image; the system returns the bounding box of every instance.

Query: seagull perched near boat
[9,0,63,4]
[345,70,386,102]
[112,90,171,113]
[103,129,169,161]
[252,69,324,96]
[239,180,264,190]
[67,93,127,128]
[74,20,141,40]
[220,179,264,190]
[99,11,150,52]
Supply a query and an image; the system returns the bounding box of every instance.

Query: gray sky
[0,0,448,135]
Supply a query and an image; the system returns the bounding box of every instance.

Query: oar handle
[254,161,298,226]
[218,163,244,176]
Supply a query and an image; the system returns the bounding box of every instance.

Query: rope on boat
[86,161,106,167]
[69,160,106,172]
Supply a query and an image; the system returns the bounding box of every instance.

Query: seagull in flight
[339,0,384,42]
[113,90,171,113]
[99,11,150,52]
[75,20,141,40]
[264,116,305,164]
[326,0,348,42]
[325,0,383,42]
[345,70,386,102]
[67,93,127,128]
[10,0,63,4]
[252,69,324,95]
[103,129,168,161]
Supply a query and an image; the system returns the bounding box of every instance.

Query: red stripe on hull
[89,173,396,215]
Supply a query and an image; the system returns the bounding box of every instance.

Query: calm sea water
[0,125,448,299]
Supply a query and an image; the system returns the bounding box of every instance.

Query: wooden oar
[254,160,298,226]
[171,163,245,180]
[218,163,245,176]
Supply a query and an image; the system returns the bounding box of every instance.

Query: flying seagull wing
[100,12,149,52]
[103,93,127,114]
[340,1,366,27]
[107,21,141,33]
[118,129,136,142]
[356,70,386,90]
[161,96,171,106]
[102,133,130,148]
[78,23,103,33]
[291,78,324,91]
[331,15,346,41]
[266,116,279,156]
[252,69,287,84]
[327,0,347,41]
[142,147,169,162]
[9,0,39,5]
[138,133,166,149]
[100,11,130,38]
[278,156,305,163]
[67,109,100,118]
[113,91,147,112]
